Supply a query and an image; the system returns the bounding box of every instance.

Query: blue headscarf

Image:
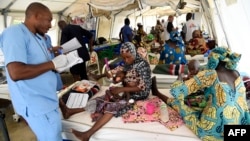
[207,47,241,70]
[170,31,183,43]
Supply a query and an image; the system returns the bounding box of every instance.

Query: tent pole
[1,0,17,28]
[214,0,230,48]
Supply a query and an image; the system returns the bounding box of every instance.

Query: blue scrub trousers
[22,108,62,141]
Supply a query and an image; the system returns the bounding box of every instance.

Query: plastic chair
[86,51,100,75]
[101,58,117,74]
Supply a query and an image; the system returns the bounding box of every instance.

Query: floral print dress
[168,69,250,141]
[160,41,187,65]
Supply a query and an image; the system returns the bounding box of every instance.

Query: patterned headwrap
[120,42,137,58]
[119,42,152,100]
[170,31,182,42]
[207,47,241,70]
[120,42,143,70]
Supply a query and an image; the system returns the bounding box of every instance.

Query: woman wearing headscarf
[72,42,152,141]
[159,31,187,65]
[152,47,250,141]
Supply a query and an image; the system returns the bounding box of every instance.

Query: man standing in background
[182,13,197,43]
[58,20,94,81]
[119,18,133,43]
[164,15,178,43]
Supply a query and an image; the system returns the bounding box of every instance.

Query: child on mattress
[152,47,250,141]
[106,70,133,102]
[178,59,207,109]
[72,42,152,141]
[59,70,134,119]
[91,70,138,122]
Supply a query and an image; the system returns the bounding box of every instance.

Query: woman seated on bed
[159,31,187,65]
[72,42,152,141]
[152,47,250,140]
[186,30,208,56]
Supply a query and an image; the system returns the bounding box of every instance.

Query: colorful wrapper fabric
[207,47,241,70]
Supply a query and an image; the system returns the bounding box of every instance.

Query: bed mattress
[60,86,201,141]
[0,84,10,100]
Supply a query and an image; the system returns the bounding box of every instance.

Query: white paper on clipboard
[61,37,82,53]
[56,50,83,73]
[66,92,89,108]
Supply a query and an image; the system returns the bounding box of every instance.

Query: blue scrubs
[0,24,62,141]
[44,34,63,91]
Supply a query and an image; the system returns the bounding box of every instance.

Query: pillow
[152,64,188,75]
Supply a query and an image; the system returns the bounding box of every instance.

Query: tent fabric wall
[214,0,250,75]
[97,16,112,40]
[141,0,172,6]
[89,0,135,11]
[0,0,201,19]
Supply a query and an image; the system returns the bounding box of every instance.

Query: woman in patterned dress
[159,31,187,65]
[72,42,152,141]
[152,47,250,141]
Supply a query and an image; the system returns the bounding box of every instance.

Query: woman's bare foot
[72,129,90,141]
[151,76,160,96]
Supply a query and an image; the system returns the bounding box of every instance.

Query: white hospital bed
[59,85,201,141]
[150,65,178,88]
[0,67,21,122]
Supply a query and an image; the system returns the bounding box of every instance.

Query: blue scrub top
[0,24,58,116]
[44,34,63,91]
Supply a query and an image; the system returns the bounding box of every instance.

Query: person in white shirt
[182,13,197,43]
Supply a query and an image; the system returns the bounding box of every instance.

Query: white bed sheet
[60,86,201,141]
[0,84,11,100]
[150,65,178,85]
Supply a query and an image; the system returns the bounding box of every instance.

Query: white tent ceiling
[0,0,201,18]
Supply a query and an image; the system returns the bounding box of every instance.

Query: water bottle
[204,52,208,63]
[160,102,169,122]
